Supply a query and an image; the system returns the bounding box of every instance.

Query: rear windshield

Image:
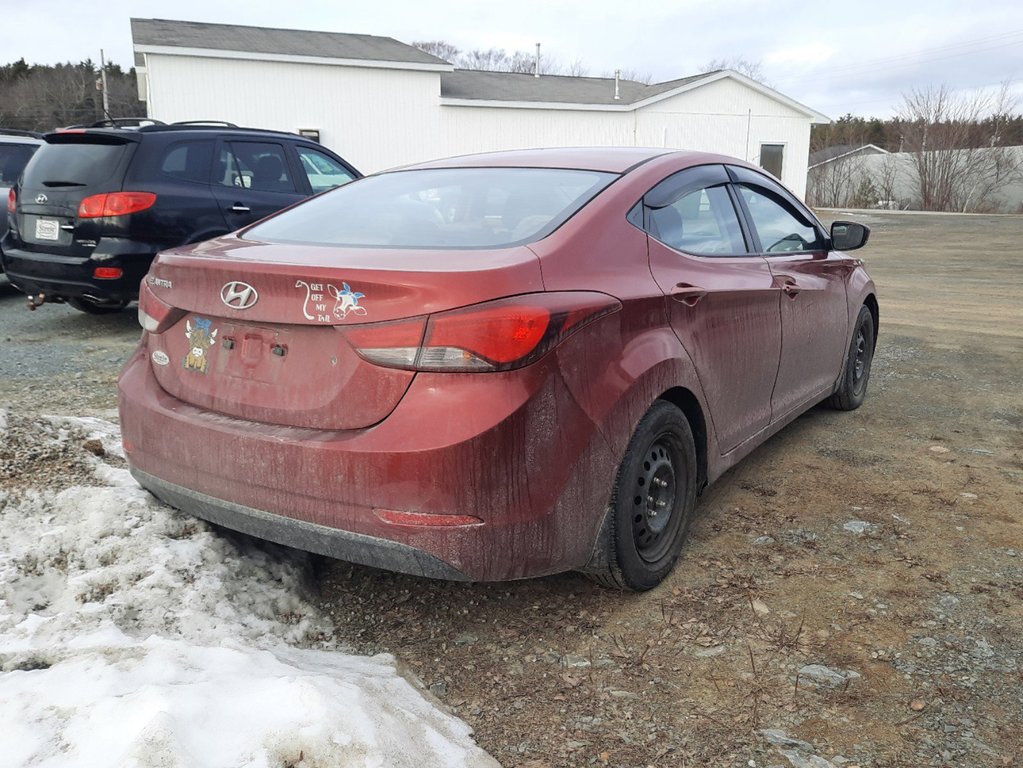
[0,143,37,185]
[23,141,131,188]
[243,167,617,249]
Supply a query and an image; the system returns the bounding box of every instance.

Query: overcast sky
[4,0,1022,119]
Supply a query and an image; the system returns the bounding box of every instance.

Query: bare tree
[807,152,869,208]
[411,40,461,63]
[899,83,1022,212]
[703,57,770,86]
[873,154,902,209]
[566,59,589,77]
[0,60,144,131]
[413,40,564,75]
[603,69,653,85]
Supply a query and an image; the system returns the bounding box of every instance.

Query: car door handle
[670,283,707,306]
[780,278,801,298]
[229,204,251,213]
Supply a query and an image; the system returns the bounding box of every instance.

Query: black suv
[2,121,360,312]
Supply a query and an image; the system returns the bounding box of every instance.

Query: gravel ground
[1,213,1021,767]
[0,276,139,414]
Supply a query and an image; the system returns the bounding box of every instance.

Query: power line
[821,29,1023,75]
[776,29,1023,84]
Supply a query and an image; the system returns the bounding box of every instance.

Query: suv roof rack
[91,117,166,128]
[61,117,166,130]
[171,120,239,127]
[136,123,302,138]
[0,128,43,139]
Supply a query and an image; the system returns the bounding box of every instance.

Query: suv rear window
[24,141,131,187]
[243,167,616,249]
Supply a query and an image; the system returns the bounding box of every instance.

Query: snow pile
[0,416,497,768]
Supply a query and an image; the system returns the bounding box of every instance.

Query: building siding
[143,54,814,197]
[144,54,443,173]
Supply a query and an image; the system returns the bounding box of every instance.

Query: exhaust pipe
[26,292,45,311]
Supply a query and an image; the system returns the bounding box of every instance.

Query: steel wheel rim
[853,331,867,381]
[852,321,872,395]
[631,433,684,563]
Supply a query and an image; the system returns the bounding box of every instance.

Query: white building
[132,19,828,198]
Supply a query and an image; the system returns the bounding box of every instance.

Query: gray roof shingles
[132,19,738,107]
[130,18,449,66]
[440,70,715,106]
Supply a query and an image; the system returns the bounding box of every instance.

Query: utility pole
[99,49,111,119]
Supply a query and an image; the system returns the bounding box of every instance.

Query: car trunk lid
[141,235,545,430]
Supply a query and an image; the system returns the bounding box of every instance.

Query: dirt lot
[2,212,1021,767]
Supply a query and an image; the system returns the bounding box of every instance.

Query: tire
[67,297,130,315]
[589,400,698,591]
[826,304,875,411]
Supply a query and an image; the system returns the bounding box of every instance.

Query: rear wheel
[826,304,875,411]
[590,400,697,591]
[67,297,129,315]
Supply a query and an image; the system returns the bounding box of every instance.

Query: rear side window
[218,142,296,193]
[648,186,746,256]
[23,141,130,187]
[243,167,617,249]
[0,143,36,184]
[160,140,214,183]
[641,165,748,257]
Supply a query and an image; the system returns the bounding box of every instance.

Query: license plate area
[34,217,61,241]
[215,323,291,383]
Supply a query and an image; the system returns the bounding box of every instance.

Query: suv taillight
[7,187,14,214]
[344,292,621,373]
[78,191,157,219]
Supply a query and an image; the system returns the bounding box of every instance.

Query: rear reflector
[93,267,123,280]
[79,191,156,219]
[345,292,621,373]
[6,187,14,214]
[374,509,483,527]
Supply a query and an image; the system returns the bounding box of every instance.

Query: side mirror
[830,221,870,251]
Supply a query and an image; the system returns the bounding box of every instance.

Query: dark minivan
[2,122,360,313]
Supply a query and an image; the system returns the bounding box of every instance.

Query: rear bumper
[0,235,157,302]
[132,467,469,580]
[118,344,616,582]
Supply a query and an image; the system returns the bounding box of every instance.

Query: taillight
[137,280,184,333]
[345,292,620,372]
[7,187,15,214]
[78,191,157,219]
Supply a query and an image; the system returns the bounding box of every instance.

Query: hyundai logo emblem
[220,281,258,310]
[35,193,48,204]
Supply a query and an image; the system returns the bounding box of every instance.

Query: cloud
[764,43,837,69]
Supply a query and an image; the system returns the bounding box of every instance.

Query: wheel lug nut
[647,495,654,504]
[656,500,667,508]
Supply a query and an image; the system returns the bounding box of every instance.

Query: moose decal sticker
[184,317,218,374]
[296,280,367,322]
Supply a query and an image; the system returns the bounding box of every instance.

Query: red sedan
[119,148,876,590]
